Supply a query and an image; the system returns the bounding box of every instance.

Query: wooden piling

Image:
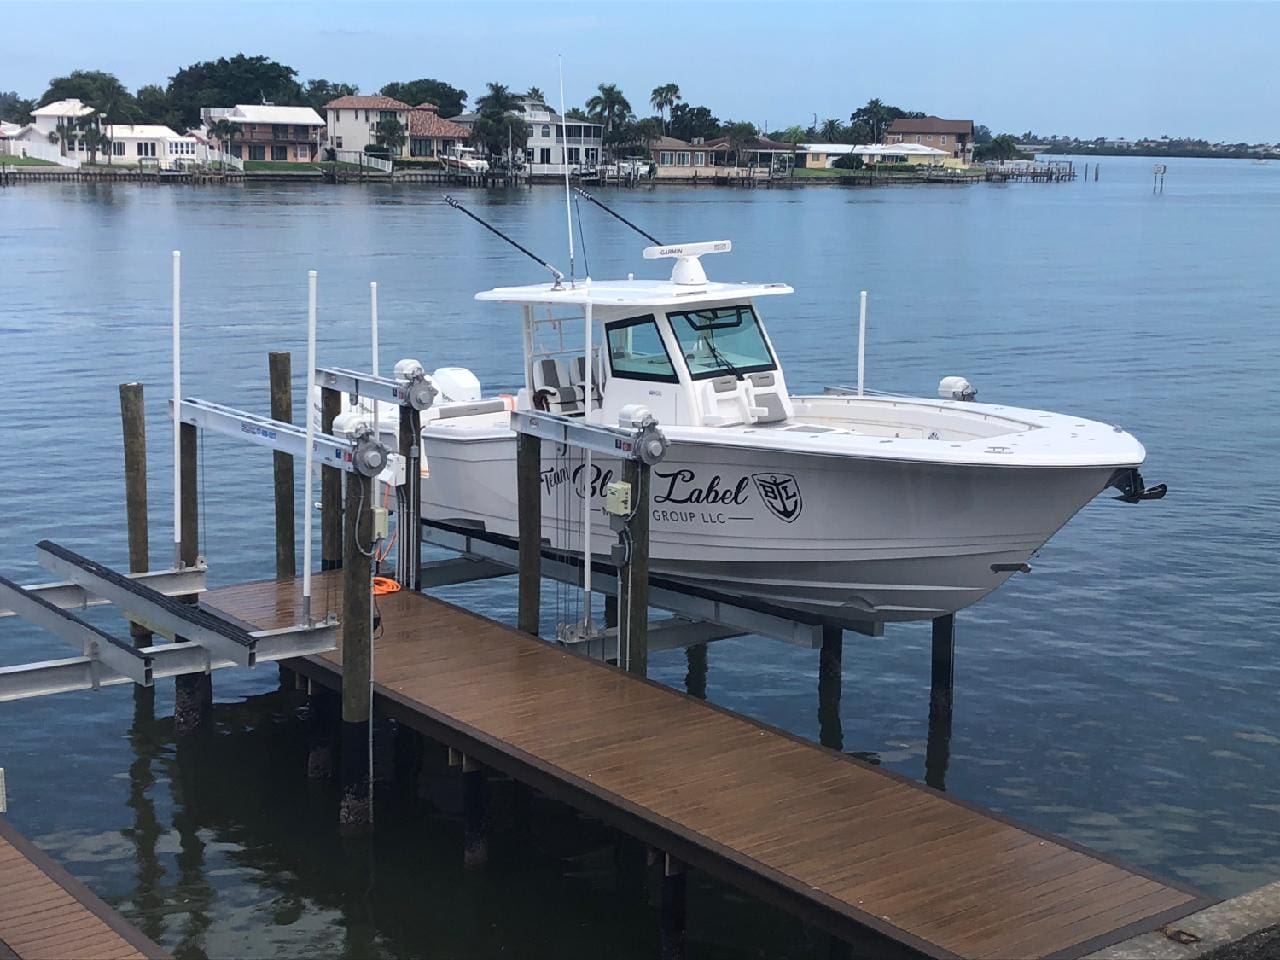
[173,421,211,732]
[462,754,488,869]
[321,386,343,571]
[684,644,707,700]
[516,432,541,635]
[930,613,955,716]
[268,352,295,580]
[618,458,651,676]
[397,405,422,590]
[118,383,150,647]
[306,683,337,779]
[818,625,844,752]
[339,469,373,827]
[660,853,687,960]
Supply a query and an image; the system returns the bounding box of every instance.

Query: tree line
[0,53,1023,164]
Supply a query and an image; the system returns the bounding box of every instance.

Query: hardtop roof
[475,278,793,307]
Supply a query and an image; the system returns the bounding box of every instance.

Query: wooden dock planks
[0,818,167,960]
[206,574,1212,959]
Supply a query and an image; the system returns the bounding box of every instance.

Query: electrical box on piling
[605,481,632,517]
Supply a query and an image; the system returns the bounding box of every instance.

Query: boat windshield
[667,304,776,380]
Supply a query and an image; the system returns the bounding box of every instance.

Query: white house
[452,99,603,175]
[29,98,97,138]
[323,95,410,155]
[3,98,99,164]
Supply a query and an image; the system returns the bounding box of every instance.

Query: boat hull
[420,433,1119,623]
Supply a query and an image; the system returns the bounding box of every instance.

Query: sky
[4,1,1278,143]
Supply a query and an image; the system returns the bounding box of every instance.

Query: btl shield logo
[752,473,803,523]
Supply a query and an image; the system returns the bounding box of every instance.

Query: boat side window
[667,304,776,380]
[605,315,679,383]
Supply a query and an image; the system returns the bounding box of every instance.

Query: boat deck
[0,816,167,960]
[205,573,1212,959]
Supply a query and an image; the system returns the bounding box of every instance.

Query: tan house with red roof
[406,104,472,159]
[885,116,975,165]
[324,95,411,155]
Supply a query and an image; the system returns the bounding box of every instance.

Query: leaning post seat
[746,370,793,423]
[532,358,585,415]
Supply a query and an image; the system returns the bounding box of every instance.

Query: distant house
[885,117,974,165]
[649,134,797,176]
[649,136,718,172]
[4,98,100,163]
[452,99,604,175]
[702,134,797,170]
[406,103,472,159]
[29,98,97,140]
[102,124,182,166]
[201,104,325,162]
[798,143,858,168]
[852,143,951,165]
[323,95,410,155]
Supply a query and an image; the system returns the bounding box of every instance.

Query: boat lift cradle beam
[0,572,236,696]
[421,524,884,649]
[0,565,207,619]
[34,541,337,668]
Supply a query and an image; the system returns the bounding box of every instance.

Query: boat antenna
[558,55,576,284]
[443,195,564,287]
[573,187,664,245]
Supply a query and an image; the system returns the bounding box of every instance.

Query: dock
[0,816,167,960]
[206,573,1211,960]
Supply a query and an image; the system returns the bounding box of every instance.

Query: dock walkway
[206,574,1211,959]
[0,817,167,960]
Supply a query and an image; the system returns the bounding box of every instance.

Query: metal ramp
[0,542,335,702]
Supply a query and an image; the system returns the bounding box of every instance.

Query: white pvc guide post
[370,281,381,518]
[302,270,317,622]
[172,251,182,566]
[582,300,593,623]
[559,55,575,282]
[857,289,868,397]
[367,280,379,825]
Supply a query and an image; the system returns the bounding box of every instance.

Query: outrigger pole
[442,196,565,287]
[573,188,664,246]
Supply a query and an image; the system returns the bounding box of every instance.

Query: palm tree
[80,123,108,165]
[525,86,545,104]
[649,83,681,133]
[586,83,632,141]
[373,116,406,158]
[476,83,521,119]
[48,118,80,158]
[821,118,842,143]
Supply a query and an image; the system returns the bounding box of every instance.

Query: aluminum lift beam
[316,366,436,410]
[35,541,335,668]
[510,410,667,463]
[173,398,405,485]
[0,565,207,619]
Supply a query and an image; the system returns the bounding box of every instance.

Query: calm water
[1,156,1278,958]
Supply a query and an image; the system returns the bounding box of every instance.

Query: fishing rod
[443,195,565,287]
[573,188,664,246]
